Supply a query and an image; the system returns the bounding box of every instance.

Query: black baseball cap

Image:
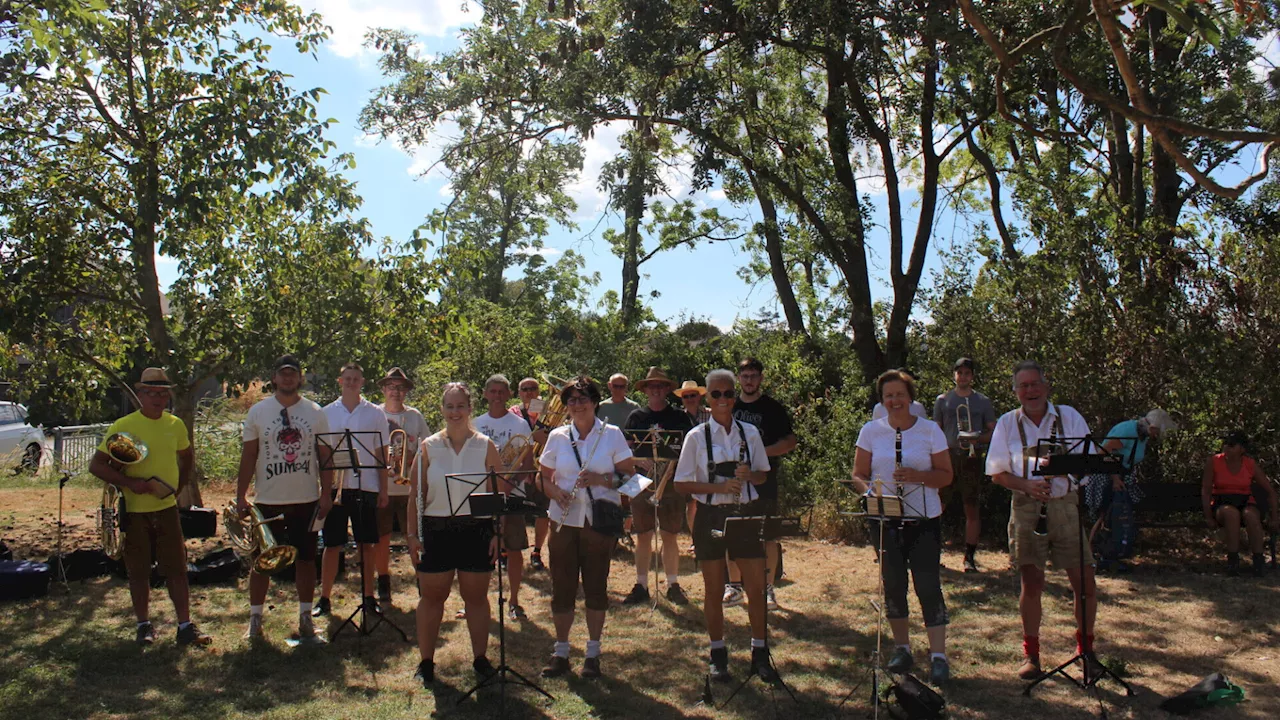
[273,354,302,373]
[953,357,975,372]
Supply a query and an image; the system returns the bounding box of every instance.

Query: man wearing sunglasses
[596,373,639,428]
[236,354,334,643]
[90,367,212,647]
[725,357,797,611]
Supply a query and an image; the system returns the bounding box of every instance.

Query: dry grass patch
[0,479,1276,719]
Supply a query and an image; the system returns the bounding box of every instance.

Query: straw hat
[677,380,706,397]
[134,367,173,390]
[634,367,674,391]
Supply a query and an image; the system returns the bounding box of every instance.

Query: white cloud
[296,0,473,59]
[565,120,626,218]
[513,246,563,258]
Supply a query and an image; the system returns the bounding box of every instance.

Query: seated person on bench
[1202,430,1279,576]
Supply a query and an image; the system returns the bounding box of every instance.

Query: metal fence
[51,423,110,473]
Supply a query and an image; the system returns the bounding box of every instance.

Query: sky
[152,1,1278,330]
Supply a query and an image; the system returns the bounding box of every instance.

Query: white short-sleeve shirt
[242,396,329,504]
[538,419,631,528]
[475,410,538,496]
[323,397,390,492]
[674,419,771,505]
[854,417,949,518]
[985,403,1092,498]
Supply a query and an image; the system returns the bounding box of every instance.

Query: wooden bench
[1137,482,1276,565]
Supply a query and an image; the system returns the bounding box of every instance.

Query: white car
[0,402,45,472]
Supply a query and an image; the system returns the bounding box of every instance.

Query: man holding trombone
[933,357,996,573]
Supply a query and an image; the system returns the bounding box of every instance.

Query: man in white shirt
[237,354,335,642]
[375,367,430,604]
[315,363,390,618]
[987,360,1098,681]
[475,373,539,621]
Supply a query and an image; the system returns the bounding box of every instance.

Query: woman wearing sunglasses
[1202,430,1279,576]
[673,369,774,684]
[537,376,636,679]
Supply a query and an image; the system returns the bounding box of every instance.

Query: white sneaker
[245,614,264,640]
[722,583,745,607]
[765,585,779,611]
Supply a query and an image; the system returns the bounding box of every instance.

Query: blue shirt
[1105,419,1147,469]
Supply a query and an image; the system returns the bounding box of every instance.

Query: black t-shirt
[733,394,794,497]
[623,405,693,434]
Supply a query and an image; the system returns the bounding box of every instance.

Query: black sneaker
[667,583,689,605]
[530,552,546,571]
[582,656,602,678]
[750,647,778,684]
[377,575,392,602]
[709,647,731,682]
[508,604,527,622]
[542,654,571,678]
[887,646,913,674]
[415,658,434,686]
[963,555,979,573]
[1253,553,1267,577]
[176,622,212,647]
[1227,552,1240,577]
[622,583,650,605]
[135,622,157,646]
[473,656,497,678]
[312,596,331,618]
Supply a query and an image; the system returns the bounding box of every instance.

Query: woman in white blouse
[405,382,502,687]
[850,369,954,686]
[537,376,635,680]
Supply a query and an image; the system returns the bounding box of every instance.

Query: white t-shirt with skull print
[243,395,330,504]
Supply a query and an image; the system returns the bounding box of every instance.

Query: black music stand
[714,507,810,713]
[447,469,554,714]
[835,479,928,718]
[1023,436,1134,717]
[317,430,410,643]
[624,428,684,609]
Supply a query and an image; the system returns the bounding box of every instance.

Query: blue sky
[152,2,1278,329]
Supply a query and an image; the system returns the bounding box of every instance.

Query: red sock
[1023,635,1040,659]
[1075,631,1095,654]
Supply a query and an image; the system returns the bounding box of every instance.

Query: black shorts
[692,500,770,562]
[322,490,380,547]
[416,517,495,574]
[256,501,319,563]
[1212,494,1254,514]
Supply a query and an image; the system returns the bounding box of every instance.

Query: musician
[987,360,1097,681]
[538,376,635,679]
[511,377,552,571]
[679,380,709,538]
[475,374,538,620]
[375,367,429,603]
[235,355,334,642]
[932,358,996,573]
[726,358,796,611]
[89,367,212,647]
[316,363,390,618]
[622,367,693,606]
[597,373,639,427]
[1201,431,1279,577]
[406,382,502,685]
[850,369,953,685]
[674,369,774,683]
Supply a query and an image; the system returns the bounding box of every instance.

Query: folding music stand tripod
[624,427,683,610]
[714,508,810,713]
[1023,436,1133,718]
[446,469,554,714]
[317,429,410,643]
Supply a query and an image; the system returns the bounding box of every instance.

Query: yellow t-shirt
[97,411,190,513]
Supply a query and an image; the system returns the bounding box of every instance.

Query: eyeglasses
[681,394,700,400]
[279,408,291,428]
[565,395,593,405]
[138,388,170,398]
[708,389,736,399]
[519,386,538,392]
[609,383,627,389]
[384,383,408,392]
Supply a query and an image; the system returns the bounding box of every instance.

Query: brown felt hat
[634,367,674,391]
[377,367,415,390]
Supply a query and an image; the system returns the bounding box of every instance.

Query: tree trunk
[746,169,807,337]
[619,150,647,327]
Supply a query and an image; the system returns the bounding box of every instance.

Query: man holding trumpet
[375,367,429,604]
[987,360,1097,681]
[933,357,996,573]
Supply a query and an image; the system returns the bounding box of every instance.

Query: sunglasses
[279,408,291,428]
[138,388,170,398]
[681,394,701,400]
[709,389,736,399]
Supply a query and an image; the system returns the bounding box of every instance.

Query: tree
[0,0,438,501]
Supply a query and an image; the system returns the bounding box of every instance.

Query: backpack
[885,673,946,719]
[1159,673,1244,715]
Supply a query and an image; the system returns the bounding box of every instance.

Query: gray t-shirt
[596,397,639,427]
[932,390,996,451]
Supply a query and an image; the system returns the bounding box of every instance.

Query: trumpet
[223,502,298,575]
[956,402,976,458]
[389,428,410,485]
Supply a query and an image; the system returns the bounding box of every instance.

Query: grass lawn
[0,476,1276,719]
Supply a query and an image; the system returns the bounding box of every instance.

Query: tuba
[223,503,298,575]
[100,484,125,560]
[530,373,572,456]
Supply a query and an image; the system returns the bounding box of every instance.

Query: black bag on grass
[0,560,51,601]
[187,548,242,585]
[48,549,113,581]
[886,672,946,719]
[1159,673,1244,715]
